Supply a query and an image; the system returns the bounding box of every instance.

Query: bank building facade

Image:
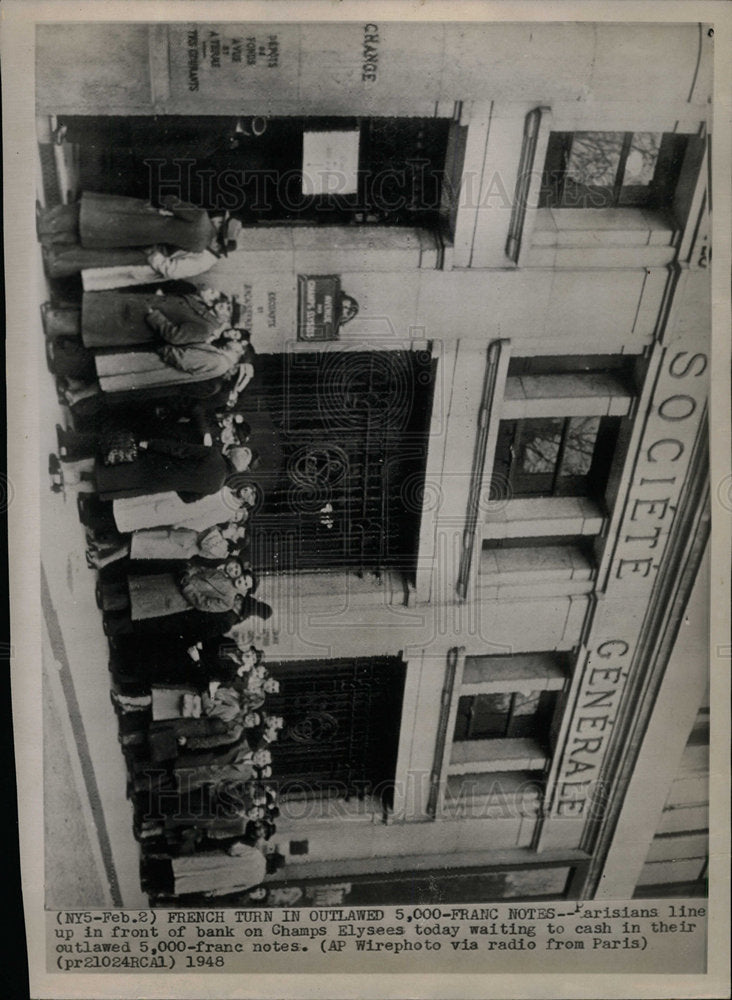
[36,21,712,906]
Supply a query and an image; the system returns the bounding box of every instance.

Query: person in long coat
[57,406,212,460]
[112,480,256,535]
[173,747,267,794]
[130,731,259,790]
[159,785,269,847]
[53,114,246,162]
[62,375,222,427]
[128,561,253,620]
[62,370,248,444]
[87,519,247,570]
[41,243,149,280]
[103,594,271,646]
[80,245,219,291]
[43,210,242,286]
[147,706,248,762]
[171,843,267,898]
[128,522,246,562]
[178,563,254,615]
[126,572,192,620]
[94,337,248,394]
[41,241,223,284]
[62,363,243,428]
[81,288,238,349]
[108,634,262,692]
[55,419,235,500]
[50,285,237,348]
[96,438,229,502]
[37,192,217,252]
[105,601,240,641]
[148,681,245,724]
[49,332,249,395]
[78,216,243,291]
[145,841,285,900]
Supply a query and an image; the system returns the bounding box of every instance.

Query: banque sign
[546,309,708,839]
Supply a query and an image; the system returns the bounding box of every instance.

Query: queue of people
[40,190,288,905]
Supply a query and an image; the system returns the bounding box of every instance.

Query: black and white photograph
[3,4,730,998]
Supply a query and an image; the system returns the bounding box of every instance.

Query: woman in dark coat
[64,367,242,429]
[81,289,237,349]
[37,192,216,253]
[49,287,236,348]
[57,405,211,457]
[103,594,272,643]
[104,596,244,641]
[98,438,229,502]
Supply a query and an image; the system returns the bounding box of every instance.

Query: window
[493,416,621,498]
[454,691,559,744]
[539,131,689,210]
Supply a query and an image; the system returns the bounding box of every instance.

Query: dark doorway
[59,114,450,227]
[265,655,407,807]
[242,349,436,579]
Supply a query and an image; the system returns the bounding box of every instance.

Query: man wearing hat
[93,213,243,289]
[39,201,243,288]
[78,284,243,349]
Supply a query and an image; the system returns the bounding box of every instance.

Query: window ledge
[449,739,548,774]
[484,497,605,539]
[479,542,596,598]
[480,543,594,582]
[462,652,568,693]
[441,770,544,817]
[525,208,679,267]
[533,207,677,247]
[275,794,384,829]
[501,373,633,419]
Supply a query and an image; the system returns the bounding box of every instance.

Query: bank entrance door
[243,349,436,580]
[264,655,406,808]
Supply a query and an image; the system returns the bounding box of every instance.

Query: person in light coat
[80,219,243,290]
[95,336,249,394]
[127,561,254,621]
[129,521,246,562]
[112,480,258,535]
